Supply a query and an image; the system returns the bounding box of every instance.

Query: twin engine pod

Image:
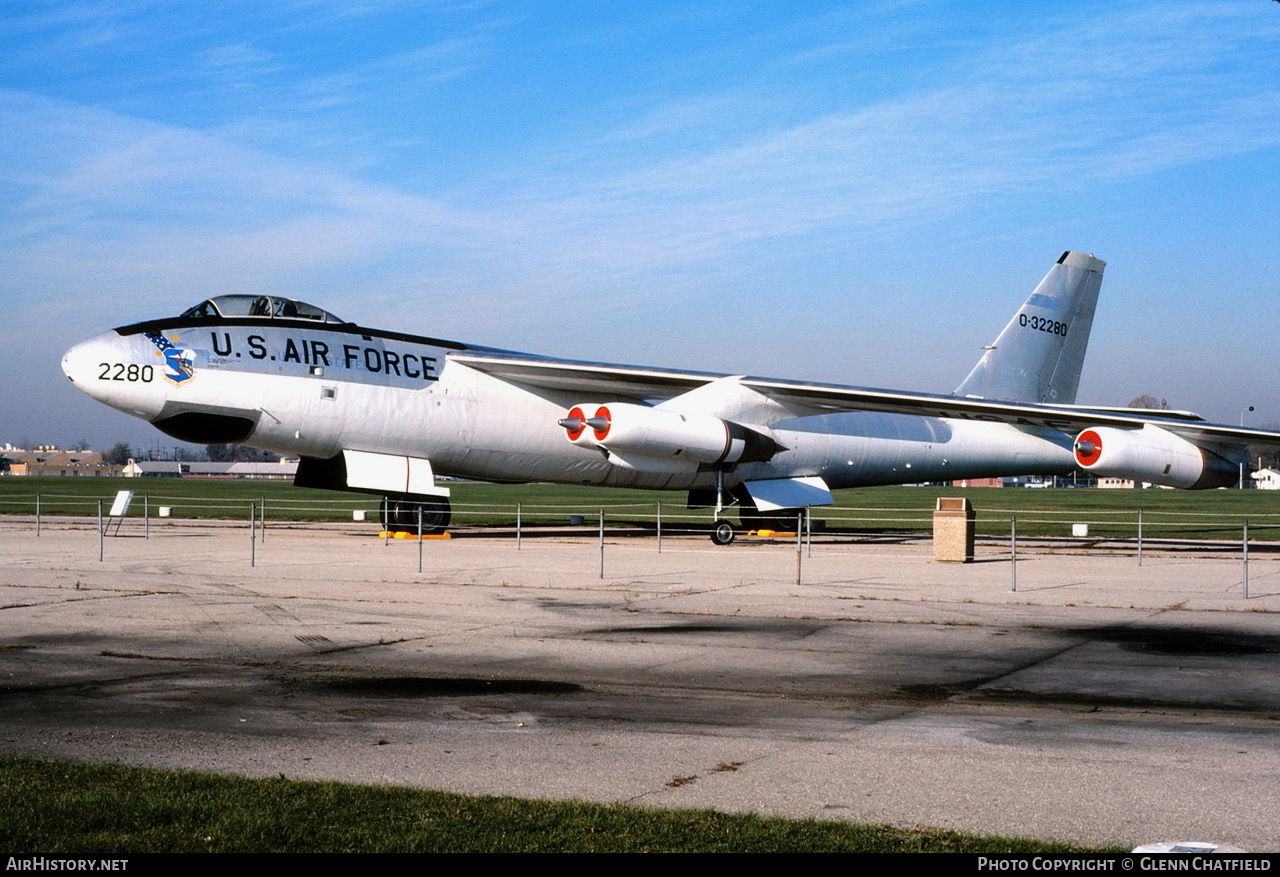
[558,402,781,471]
[1073,424,1238,489]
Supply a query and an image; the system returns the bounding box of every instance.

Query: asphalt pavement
[2,517,1278,850]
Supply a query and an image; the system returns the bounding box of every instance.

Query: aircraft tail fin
[954,251,1105,404]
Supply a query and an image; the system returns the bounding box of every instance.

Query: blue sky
[3,0,1278,453]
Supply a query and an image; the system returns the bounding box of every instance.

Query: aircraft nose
[62,333,111,386]
[62,331,169,420]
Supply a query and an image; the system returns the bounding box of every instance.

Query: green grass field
[1,476,1277,540]
[0,757,1113,854]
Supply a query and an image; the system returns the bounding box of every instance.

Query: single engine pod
[1073,425,1237,489]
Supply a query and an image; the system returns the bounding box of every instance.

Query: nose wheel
[710,519,736,545]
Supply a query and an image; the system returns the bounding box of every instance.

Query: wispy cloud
[6,3,1279,294]
[486,3,1280,264]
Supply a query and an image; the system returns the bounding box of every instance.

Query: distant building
[1252,468,1280,490]
[953,477,1007,488]
[951,476,1061,487]
[1096,477,1139,488]
[123,460,234,478]
[121,458,298,479]
[5,449,123,477]
[226,460,298,480]
[2,448,299,480]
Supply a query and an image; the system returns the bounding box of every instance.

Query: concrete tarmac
[2,518,1279,850]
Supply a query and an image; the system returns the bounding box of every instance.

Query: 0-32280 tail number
[1019,314,1068,336]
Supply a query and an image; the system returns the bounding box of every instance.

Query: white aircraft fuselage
[63,316,1074,486]
[61,254,1280,535]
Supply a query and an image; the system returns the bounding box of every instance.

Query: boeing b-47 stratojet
[62,252,1280,542]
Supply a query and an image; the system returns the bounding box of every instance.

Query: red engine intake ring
[1074,429,1103,467]
[562,406,586,441]
[590,406,611,441]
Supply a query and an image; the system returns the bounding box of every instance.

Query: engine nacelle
[559,402,780,467]
[1073,425,1237,489]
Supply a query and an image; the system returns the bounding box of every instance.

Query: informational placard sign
[108,490,135,517]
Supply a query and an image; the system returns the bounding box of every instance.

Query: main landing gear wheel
[380,497,452,535]
[711,519,736,545]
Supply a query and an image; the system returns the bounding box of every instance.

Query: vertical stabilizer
[954,251,1105,404]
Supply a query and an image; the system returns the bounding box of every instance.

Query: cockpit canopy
[179,295,346,324]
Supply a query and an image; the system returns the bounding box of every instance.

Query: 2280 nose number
[98,363,155,382]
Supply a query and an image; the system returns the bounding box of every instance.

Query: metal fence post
[656,501,662,553]
[795,511,803,585]
[516,501,522,550]
[806,506,812,558]
[1009,514,1017,592]
[249,503,256,567]
[1242,519,1249,599]
[417,505,424,574]
[1137,508,1142,566]
[98,500,104,562]
[599,509,605,580]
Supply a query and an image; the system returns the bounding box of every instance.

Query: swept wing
[451,350,1280,448]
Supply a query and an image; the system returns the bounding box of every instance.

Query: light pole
[1240,406,1254,488]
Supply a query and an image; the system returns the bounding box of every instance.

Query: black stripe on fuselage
[112,316,516,355]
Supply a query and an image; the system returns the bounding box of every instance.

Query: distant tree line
[205,444,283,463]
[1127,394,1170,410]
[88,443,283,466]
[103,443,132,466]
